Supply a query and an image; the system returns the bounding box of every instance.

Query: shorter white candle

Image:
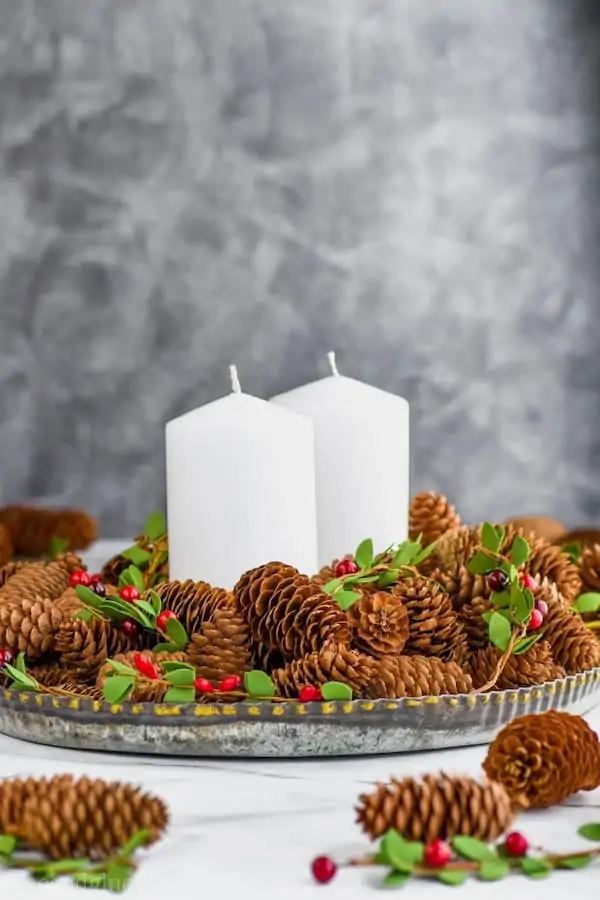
[271,353,409,565]
[166,367,318,588]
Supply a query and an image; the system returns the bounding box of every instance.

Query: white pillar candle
[271,353,409,566]
[166,367,318,588]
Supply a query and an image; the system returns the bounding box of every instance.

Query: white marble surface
[0,542,598,897]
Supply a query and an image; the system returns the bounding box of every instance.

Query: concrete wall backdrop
[1,0,600,536]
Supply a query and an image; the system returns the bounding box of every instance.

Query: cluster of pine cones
[0,491,598,702]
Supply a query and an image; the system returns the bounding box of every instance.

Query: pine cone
[54,587,84,618]
[0,560,23,590]
[9,774,168,859]
[503,515,566,543]
[536,595,600,673]
[0,524,13,567]
[0,505,98,556]
[392,577,466,661]
[55,616,140,681]
[234,563,351,659]
[0,775,74,833]
[272,643,378,698]
[468,641,565,691]
[100,553,130,587]
[374,655,473,698]
[457,594,494,651]
[483,711,600,808]
[252,642,284,674]
[356,773,513,842]
[409,492,461,546]
[580,544,600,593]
[97,650,188,703]
[0,595,63,660]
[347,591,409,657]
[0,555,83,606]
[26,666,102,699]
[187,607,253,683]
[428,527,480,579]
[155,580,232,635]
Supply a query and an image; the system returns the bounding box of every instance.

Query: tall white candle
[271,353,409,566]
[166,367,318,588]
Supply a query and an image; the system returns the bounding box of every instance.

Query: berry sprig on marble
[322,537,437,611]
[312,824,600,887]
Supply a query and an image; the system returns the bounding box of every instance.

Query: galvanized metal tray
[0,669,598,758]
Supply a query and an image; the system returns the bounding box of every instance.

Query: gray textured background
[1,0,600,536]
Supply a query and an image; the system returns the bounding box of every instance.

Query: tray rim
[1,667,598,724]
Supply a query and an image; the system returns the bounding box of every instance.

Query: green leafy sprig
[117,510,169,589]
[345,823,600,887]
[1,653,88,699]
[322,537,437,611]
[48,536,70,559]
[0,827,150,893]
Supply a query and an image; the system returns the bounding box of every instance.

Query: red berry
[311,856,337,884]
[299,685,322,702]
[0,649,12,668]
[69,569,91,587]
[156,610,177,632]
[334,558,359,578]
[487,570,509,592]
[90,573,102,584]
[535,598,548,616]
[528,608,544,630]
[424,840,452,869]
[119,585,141,602]
[519,572,537,591]
[132,652,160,680]
[121,620,140,639]
[504,831,529,857]
[219,675,242,692]
[194,677,215,694]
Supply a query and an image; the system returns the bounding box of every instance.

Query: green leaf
[379,831,417,873]
[120,545,152,567]
[106,862,135,892]
[411,541,437,565]
[49,536,70,557]
[165,616,188,647]
[512,585,531,625]
[165,668,195,686]
[0,835,17,857]
[322,578,341,595]
[119,569,135,587]
[378,570,399,589]
[562,542,582,563]
[161,661,194,673]
[451,836,497,862]
[147,590,162,614]
[3,664,39,689]
[355,539,374,569]
[74,609,93,622]
[14,652,26,674]
[144,510,166,541]
[118,828,151,857]
[163,686,196,704]
[127,566,145,593]
[334,590,362,611]
[76,584,105,608]
[320,681,353,701]
[106,660,137,676]
[513,634,542,655]
[392,541,421,568]
[478,859,510,880]
[31,865,59,881]
[467,551,496,575]
[103,675,134,704]
[244,670,276,699]
[383,870,412,887]
[578,822,600,841]
[437,870,468,886]
[153,642,179,653]
[481,522,502,553]
[491,590,511,609]
[135,599,159,618]
[353,575,382,584]
[575,593,600,614]
[520,857,551,877]
[556,855,593,870]
[488,612,513,652]
[72,871,107,888]
[510,535,530,567]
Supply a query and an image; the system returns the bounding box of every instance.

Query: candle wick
[327,351,340,377]
[229,365,242,394]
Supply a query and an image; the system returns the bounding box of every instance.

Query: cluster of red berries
[487,569,547,632]
[69,569,106,597]
[333,558,359,578]
[194,674,243,694]
[0,648,14,669]
[310,832,529,884]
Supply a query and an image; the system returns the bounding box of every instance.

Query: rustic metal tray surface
[0,668,598,758]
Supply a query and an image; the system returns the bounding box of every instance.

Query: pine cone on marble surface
[234,562,350,659]
[186,607,253,683]
[393,577,466,661]
[155,579,232,635]
[0,505,97,557]
[356,773,513,842]
[0,595,63,660]
[347,591,409,657]
[55,615,140,680]
[483,711,600,808]
[272,642,377,698]
[467,641,565,691]
[408,492,461,546]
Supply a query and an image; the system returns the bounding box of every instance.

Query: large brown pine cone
[483,711,600,808]
[234,563,350,659]
[0,595,63,660]
[0,506,98,556]
[536,596,600,673]
[356,773,513,842]
[0,555,83,606]
[252,642,285,674]
[97,650,188,703]
[7,774,168,859]
[0,560,23,590]
[54,586,84,618]
[467,641,565,691]
[427,526,477,578]
[580,543,600,593]
[374,655,473,698]
[272,642,378,698]
[55,616,141,681]
[0,524,13,567]
[347,591,409,657]
[408,492,461,546]
[392,577,466,661]
[457,594,494,651]
[186,607,253,683]
[155,579,232,635]
[0,775,74,833]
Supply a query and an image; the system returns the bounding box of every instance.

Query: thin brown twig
[470,628,522,693]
